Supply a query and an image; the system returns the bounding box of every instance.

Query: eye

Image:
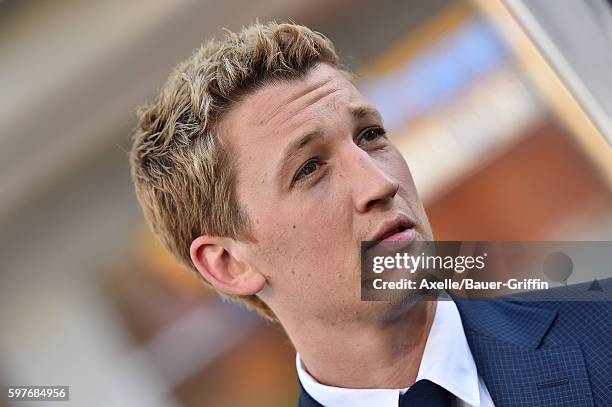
[293,158,321,183]
[358,127,387,146]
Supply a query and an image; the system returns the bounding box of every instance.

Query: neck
[286,300,437,389]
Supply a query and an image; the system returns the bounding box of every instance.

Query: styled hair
[129,22,340,321]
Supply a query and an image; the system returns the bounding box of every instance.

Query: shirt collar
[416,300,481,406]
[296,353,407,407]
[296,300,482,407]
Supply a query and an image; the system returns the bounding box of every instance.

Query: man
[130,22,611,406]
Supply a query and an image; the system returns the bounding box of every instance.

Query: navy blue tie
[398,379,455,407]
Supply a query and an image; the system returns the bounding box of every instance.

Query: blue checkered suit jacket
[298,278,612,406]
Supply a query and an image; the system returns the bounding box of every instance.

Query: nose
[345,148,400,213]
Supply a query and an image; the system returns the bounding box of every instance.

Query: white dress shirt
[296,300,495,406]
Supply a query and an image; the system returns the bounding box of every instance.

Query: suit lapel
[453,298,595,407]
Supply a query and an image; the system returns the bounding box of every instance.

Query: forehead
[221,64,367,153]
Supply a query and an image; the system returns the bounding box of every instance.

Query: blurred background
[1,0,611,406]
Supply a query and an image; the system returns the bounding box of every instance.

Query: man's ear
[189,235,266,296]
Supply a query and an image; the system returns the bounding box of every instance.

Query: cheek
[387,149,416,190]
[248,192,356,287]
[387,150,433,238]
[384,149,422,205]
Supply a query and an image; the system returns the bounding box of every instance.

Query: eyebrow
[350,105,383,121]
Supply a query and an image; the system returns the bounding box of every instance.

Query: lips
[379,225,415,242]
[363,214,416,251]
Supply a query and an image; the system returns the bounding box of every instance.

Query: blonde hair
[129,22,340,321]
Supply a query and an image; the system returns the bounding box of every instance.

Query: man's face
[222,63,432,323]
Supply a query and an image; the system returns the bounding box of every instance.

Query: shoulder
[509,278,612,349]
[513,278,612,318]
[452,278,611,347]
